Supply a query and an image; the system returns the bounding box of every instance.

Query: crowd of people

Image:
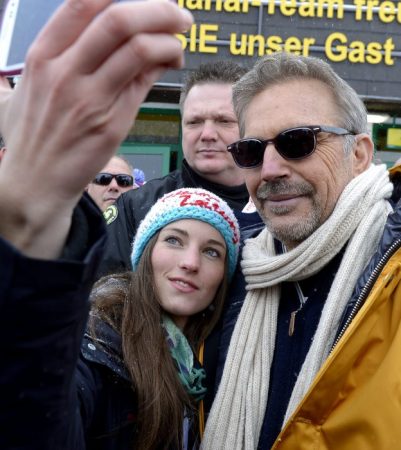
[1,0,401,449]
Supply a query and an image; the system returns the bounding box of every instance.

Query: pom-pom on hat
[131,188,240,280]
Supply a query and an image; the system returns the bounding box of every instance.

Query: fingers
[0,0,193,226]
[97,64,175,143]
[90,33,184,96]
[27,0,112,61]
[64,1,192,74]
[24,1,192,108]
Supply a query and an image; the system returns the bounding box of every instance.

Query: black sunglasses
[93,172,134,187]
[227,125,356,169]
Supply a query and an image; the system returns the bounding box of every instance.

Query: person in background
[86,155,135,211]
[97,60,264,279]
[0,0,194,448]
[202,52,401,449]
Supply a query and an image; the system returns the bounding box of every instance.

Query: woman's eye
[165,236,181,246]
[204,248,220,258]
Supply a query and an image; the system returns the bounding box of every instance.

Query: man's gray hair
[233,52,367,154]
[179,60,248,112]
[0,135,4,148]
[114,154,133,174]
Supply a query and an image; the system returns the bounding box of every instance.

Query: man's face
[87,157,134,211]
[243,79,359,249]
[181,83,244,186]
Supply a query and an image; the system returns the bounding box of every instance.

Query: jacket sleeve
[96,190,139,279]
[0,195,106,450]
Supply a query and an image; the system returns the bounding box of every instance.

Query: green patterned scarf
[162,315,207,402]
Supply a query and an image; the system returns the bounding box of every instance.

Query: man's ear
[352,133,374,176]
[0,147,6,162]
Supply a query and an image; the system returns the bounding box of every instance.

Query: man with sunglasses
[96,60,264,278]
[86,155,136,212]
[203,52,401,449]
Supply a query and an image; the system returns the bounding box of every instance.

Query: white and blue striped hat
[131,188,240,280]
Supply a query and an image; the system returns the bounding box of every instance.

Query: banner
[159,0,401,102]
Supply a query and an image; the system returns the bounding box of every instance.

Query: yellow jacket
[274,167,401,449]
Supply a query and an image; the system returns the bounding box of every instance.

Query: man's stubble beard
[256,179,323,246]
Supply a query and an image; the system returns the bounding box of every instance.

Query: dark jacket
[97,159,259,278]
[79,317,204,450]
[79,319,138,450]
[0,194,107,450]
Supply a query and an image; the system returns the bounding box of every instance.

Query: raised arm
[0,0,192,259]
[0,1,192,448]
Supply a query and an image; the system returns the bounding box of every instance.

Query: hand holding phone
[0,0,148,75]
[0,0,192,258]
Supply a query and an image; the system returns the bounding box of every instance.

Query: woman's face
[151,219,227,329]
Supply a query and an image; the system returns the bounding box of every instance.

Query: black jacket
[80,317,202,450]
[0,194,107,450]
[96,159,258,278]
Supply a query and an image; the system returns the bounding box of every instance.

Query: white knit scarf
[202,164,393,450]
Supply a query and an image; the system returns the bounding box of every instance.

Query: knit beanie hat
[131,188,240,280]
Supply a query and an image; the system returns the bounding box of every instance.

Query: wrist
[0,185,76,259]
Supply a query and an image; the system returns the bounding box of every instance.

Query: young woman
[75,187,240,450]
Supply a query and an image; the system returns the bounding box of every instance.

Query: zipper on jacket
[330,237,401,353]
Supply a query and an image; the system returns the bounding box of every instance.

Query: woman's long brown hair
[89,233,229,450]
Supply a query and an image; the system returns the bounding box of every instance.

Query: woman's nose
[178,249,200,272]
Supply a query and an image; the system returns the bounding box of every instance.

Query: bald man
[86,155,136,211]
